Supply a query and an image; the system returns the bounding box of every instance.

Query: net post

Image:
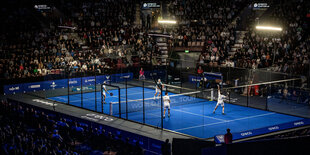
[210,88,214,101]
[81,76,83,108]
[246,85,249,107]
[161,86,163,129]
[266,84,269,111]
[180,61,182,93]
[143,80,145,124]
[67,73,69,105]
[118,87,121,118]
[165,58,168,84]
[228,88,231,103]
[95,73,97,112]
[195,73,198,91]
[195,73,198,98]
[126,78,128,119]
[110,102,113,115]
[101,84,103,113]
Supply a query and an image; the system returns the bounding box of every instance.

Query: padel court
[49,86,305,139]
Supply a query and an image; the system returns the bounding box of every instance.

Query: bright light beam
[158,20,177,24]
[256,26,282,31]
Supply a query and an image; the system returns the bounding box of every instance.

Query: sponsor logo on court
[69,80,77,84]
[191,78,203,82]
[122,75,130,79]
[241,131,252,136]
[32,99,57,106]
[85,79,95,83]
[29,84,40,89]
[216,135,224,142]
[268,126,279,131]
[294,121,304,126]
[50,82,57,88]
[9,86,20,91]
[81,113,114,122]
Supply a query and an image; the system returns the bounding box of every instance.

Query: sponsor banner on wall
[68,78,81,87]
[4,73,134,95]
[44,79,67,90]
[4,84,23,94]
[214,118,310,143]
[23,82,44,92]
[188,72,223,84]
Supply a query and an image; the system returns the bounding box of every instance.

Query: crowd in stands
[0,0,158,80]
[0,0,309,81]
[197,0,310,77]
[169,0,247,69]
[235,0,309,75]
[169,0,245,47]
[0,99,144,154]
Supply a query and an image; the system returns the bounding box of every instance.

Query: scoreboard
[142,2,160,9]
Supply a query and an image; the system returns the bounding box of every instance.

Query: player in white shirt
[154,79,164,99]
[163,92,171,118]
[102,81,109,103]
[213,85,226,114]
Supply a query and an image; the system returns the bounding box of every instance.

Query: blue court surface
[49,87,304,139]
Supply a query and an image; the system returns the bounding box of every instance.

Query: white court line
[54,97,66,100]
[109,99,226,122]
[175,112,275,131]
[172,108,226,122]
[111,91,201,104]
[55,90,155,103]
[53,90,227,122]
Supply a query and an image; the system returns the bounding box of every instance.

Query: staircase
[134,4,141,26]
[229,31,247,56]
[156,37,169,66]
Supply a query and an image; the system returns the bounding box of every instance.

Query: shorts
[164,103,170,109]
[216,101,224,107]
[156,88,161,93]
[102,92,106,96]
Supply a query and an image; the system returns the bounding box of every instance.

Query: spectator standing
[224,128,233,144]
[197,66,204,75]
[139,68,145,80]
[161,139,171,155]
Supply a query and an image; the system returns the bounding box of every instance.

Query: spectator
[139,68,145,80]
[197,66,204,75]
[224,128,233,144]
[161,139,171,155]
[0,99,145,154]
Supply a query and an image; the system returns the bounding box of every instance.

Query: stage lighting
[158,20,177,24]
[256,26,282,31]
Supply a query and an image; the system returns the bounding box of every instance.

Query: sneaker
[163,115,165,118]
[222,112,225,115]
[212,111,215,114]
[168,114,170,118]
[153,96,156,100]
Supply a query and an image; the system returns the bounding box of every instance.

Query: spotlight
[256,26,282,31]
[158,20,177,24]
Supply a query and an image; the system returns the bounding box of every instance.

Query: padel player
[213,84,226,114]
[163,92,171,118]
[102,81,109,103]
[154,79,163,99]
